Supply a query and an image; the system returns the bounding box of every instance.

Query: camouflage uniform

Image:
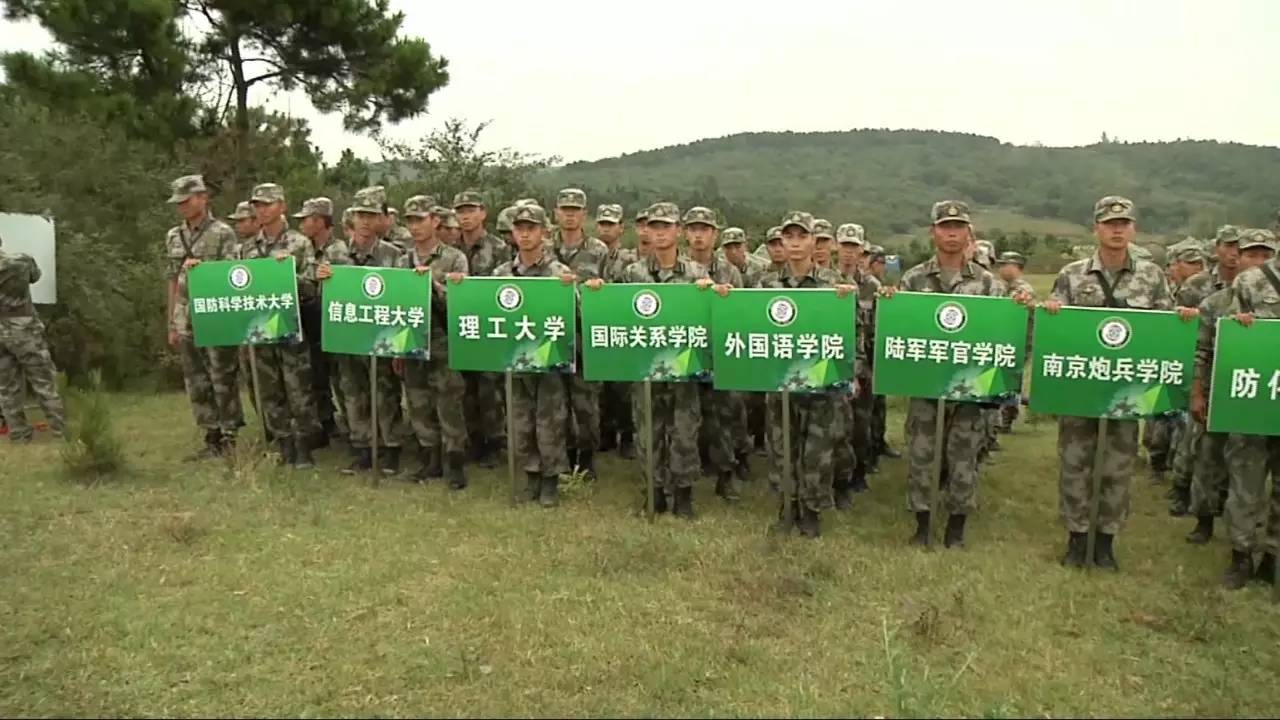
[385,223,413,252]
[293,197,347,440]
[1050,198,1173,551]
[0,237,66,441]
[597,204,637,455]
[994,251,1035,431]
[1146,242,1205,479]
[722,227,769,455]
[835,223,880,496]
[1188,282,1235,526]
[164,176,245,449]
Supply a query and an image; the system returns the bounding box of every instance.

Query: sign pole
[1085,417,1109,568]
[506,370,517,504]
[781,390,793,532]
[645,379,655,521]
[247,346,268,445]
[929,398,947,548]
[370,355,379,485]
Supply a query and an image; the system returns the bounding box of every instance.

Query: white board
[0,213,57,304]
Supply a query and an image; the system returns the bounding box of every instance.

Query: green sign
[447,277,576,373]
[188,258,301,347]
[1208,318,1280,436]
[1029,307,1195,419]
[711,289,855,393]
[580,284,713,382]
[873,292,1028,402]
[321,265,432,358]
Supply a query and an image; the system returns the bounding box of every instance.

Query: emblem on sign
[632,290,661,319]
[497,284,524,312]
[361,272,385,300]
[228,265,252,291]
[767,297,798,327]
[1097,317,1132,350]
[935,301,968,333]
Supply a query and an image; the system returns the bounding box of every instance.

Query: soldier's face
[724,244,747,267]
[766,240,785,263]
[782,226,814,262]
[837,244,863,268]
[932,221,971,255]
[176,193,208,222]
[998,263,1020,281]
[406,216,439,243]
[813,238,832,265]
[556,207,585,231]
[253,200,284,226]
[1216,242,1240,270]
[234,218,258,238]
[685,223,717,252]
[1095,219,1135,250]
[596,221,622,244]
[1171,260,1202,282]
[457,205,485,232]
[1240,247,1275,270]
[299,215,326,239]
[353,212,381,242]
[512,221,544,252]
[647,221,678,251]
[638,233,653,257]
[870,259,886,279]
[440,226,461,245]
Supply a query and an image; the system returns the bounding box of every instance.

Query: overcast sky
[3,0,1278,164]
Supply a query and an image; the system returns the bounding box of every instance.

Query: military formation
[3,175,1278,590]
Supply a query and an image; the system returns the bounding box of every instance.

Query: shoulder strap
[1260,264,1280,298]
[1093,270,1128,309]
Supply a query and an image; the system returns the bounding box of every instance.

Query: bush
[59,371,126,481]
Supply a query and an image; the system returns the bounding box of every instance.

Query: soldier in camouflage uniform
[496,206,517,251]
[722,227,770,289]
[835,223,880,496]
[433,207,462,248]
[383,207,413,251]
[721,227,770,456]
[1042,196,1178,570]
[238,183,320,468]
[552,188,610,478]
[994,251,1035,432]
[164,175,245,458]
[294,197,348,446]
[0,231,66,442]
[887,201,1002,549]
[486,204,575,507]
[1143,240,1205,483]
[865,244,896,469]
[396,195,470,488]
[618,202,713,517]
[1209,229,1280,588]
[634,208,652,259]
[595,203,638,459]
[226,201,258,254]
[971,238,1005,458]
[324,186,407,475]
[812,219,835,268]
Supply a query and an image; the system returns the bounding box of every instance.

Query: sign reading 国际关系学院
[580,283,714,382]
[446,277,576,373]
[711,289,854,393]
[320,265,432,358]
[188,258,301,347]
[1208,318,1280,436]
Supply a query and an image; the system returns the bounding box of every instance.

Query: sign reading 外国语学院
[188,258,301,347]
[1029,307,1195,419]
[321,265,432,358]
[873,292,1027,402]
[711,289,855,393]
[446,277,576,373]
[580,284,714,382]
[1208,318,1280,436]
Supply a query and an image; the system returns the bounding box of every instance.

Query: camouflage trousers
[464,372,505,447]
[340,356,404,449]
[1143,415,1177,472]
[633,382,701,491]
[1224,434,1280,553]
[905,399,984,515]
[698,384,739,475]
[1189,430,1229,517]
[999,403,1020,431]
[851,384,875,471]
[403,339,467,455]
[1169,414,1196,494]
[832,396,854,490]
[566,374,600,452]
[0,317,66,439]
[511,373,569,476]
[872,395,888,453]
[300,300,337,432]
[743,392,766,449]
[1057,417,1139,534]
[178,336,242,435]
[251,341,319,442]
[599,381,633,441]
[768,392,837,513]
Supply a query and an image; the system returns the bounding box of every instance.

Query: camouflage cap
[646,202,681,225]
[1238,228,1277,252]
[452,190,485,209]
[515,197,539,208]
[766,225,783,242]
[226,201,254,221]
[836,223,865,246]
[975,239,997,266]
[341,207,355,227]
[995,250,1026,267]
[496,206,517,232]
[292,197,334,218]
[349,185,388,214]
[720,227,747,246]
[779,211,815,234]
[867,245,887,261]
[635,208,650,224]
[931,200,971,225]
[556,188,587,209]
[1094,195,1136,223]
[403,195,438,219]
[1169,242,1206,264]
[682,206,719,229]
[432,207,460,228]
[813,219,835,239]
[1130,244,1154,261]
[512,204,548,226]
[250,183,285,204]
[596,204,624,223]
[167,174,209,204]
[1214,224,1242,245]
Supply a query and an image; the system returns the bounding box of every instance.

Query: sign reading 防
[1208,318,1280,436]
[580,284,713,382]
[447,277,576,373]
[874,292,1028,402]
[321,265,432,358]
[711,289,855,393]
[188,258,301,347]
[1030,307,1195,419]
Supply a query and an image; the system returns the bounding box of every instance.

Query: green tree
[324,148,372,194]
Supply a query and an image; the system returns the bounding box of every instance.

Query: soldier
[970,239,1007,458]
[1210,229,1280,587]
[596,203,638,458]
[551,188,610,478]
[226,201,258,254]
[617,202,714,517]
[238,182,321,469]
[835,223,880,496]
[722,227,770,457]
[396,195,470,488]
[1144,241,1205,482]
[760,211,857,538]
[1040,196,1184,570]
[294,197,347,446]
[496,205,517,251]
[433,208,462,248]
[812,219,835,268]
[383,207,413,250]
[882,201,1003,549]
[634,208,652,259]
[761,226,786,270]
[994,251,1035,432]
[0,231,66,442]
[164,175,245,459]
[865,244,897,469]
[324,186,406,475]
[481,204,575,507]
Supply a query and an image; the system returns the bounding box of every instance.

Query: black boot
[343,447,372,475]
[882,444,902,459]
[576,449,597,482]
[1094,533,1119,571]
[308,430,330,451]
[715,471,740,503]
[832,475,853,511]
[185,429,224,462]
[849,463,869,493]
[799,506,821,539]
[445,451,468,490]
[380,447,400,476]
[673,486,696,520]
[1168,488,1190,516]
[619,432,636,460]
[477,437,500,468]
[651,487,669,514]
[1224,549,1253,590]
[909,511,930,546]
[414,449,442,482]
[539,475,560,508]
[1185,515,1214,544]
[1061,532,1087,568]
[277,438,296,466]
[944,514,967,549]
[734,451,751,483]
[774,499,799,533]
[1252,553,1275,584]
[599,430,618,453]
[293,440,315,470]
[524,471,542,503]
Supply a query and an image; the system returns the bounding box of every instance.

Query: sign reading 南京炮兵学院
[580,283,714,382]
[446,277,576,373]
[188,258,301,347]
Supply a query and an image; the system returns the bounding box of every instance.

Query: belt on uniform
[0,306,34,319]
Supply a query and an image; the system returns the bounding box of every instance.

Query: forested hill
[539,130,1280,242]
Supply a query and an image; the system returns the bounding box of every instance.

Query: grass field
[3,284,1276,717]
